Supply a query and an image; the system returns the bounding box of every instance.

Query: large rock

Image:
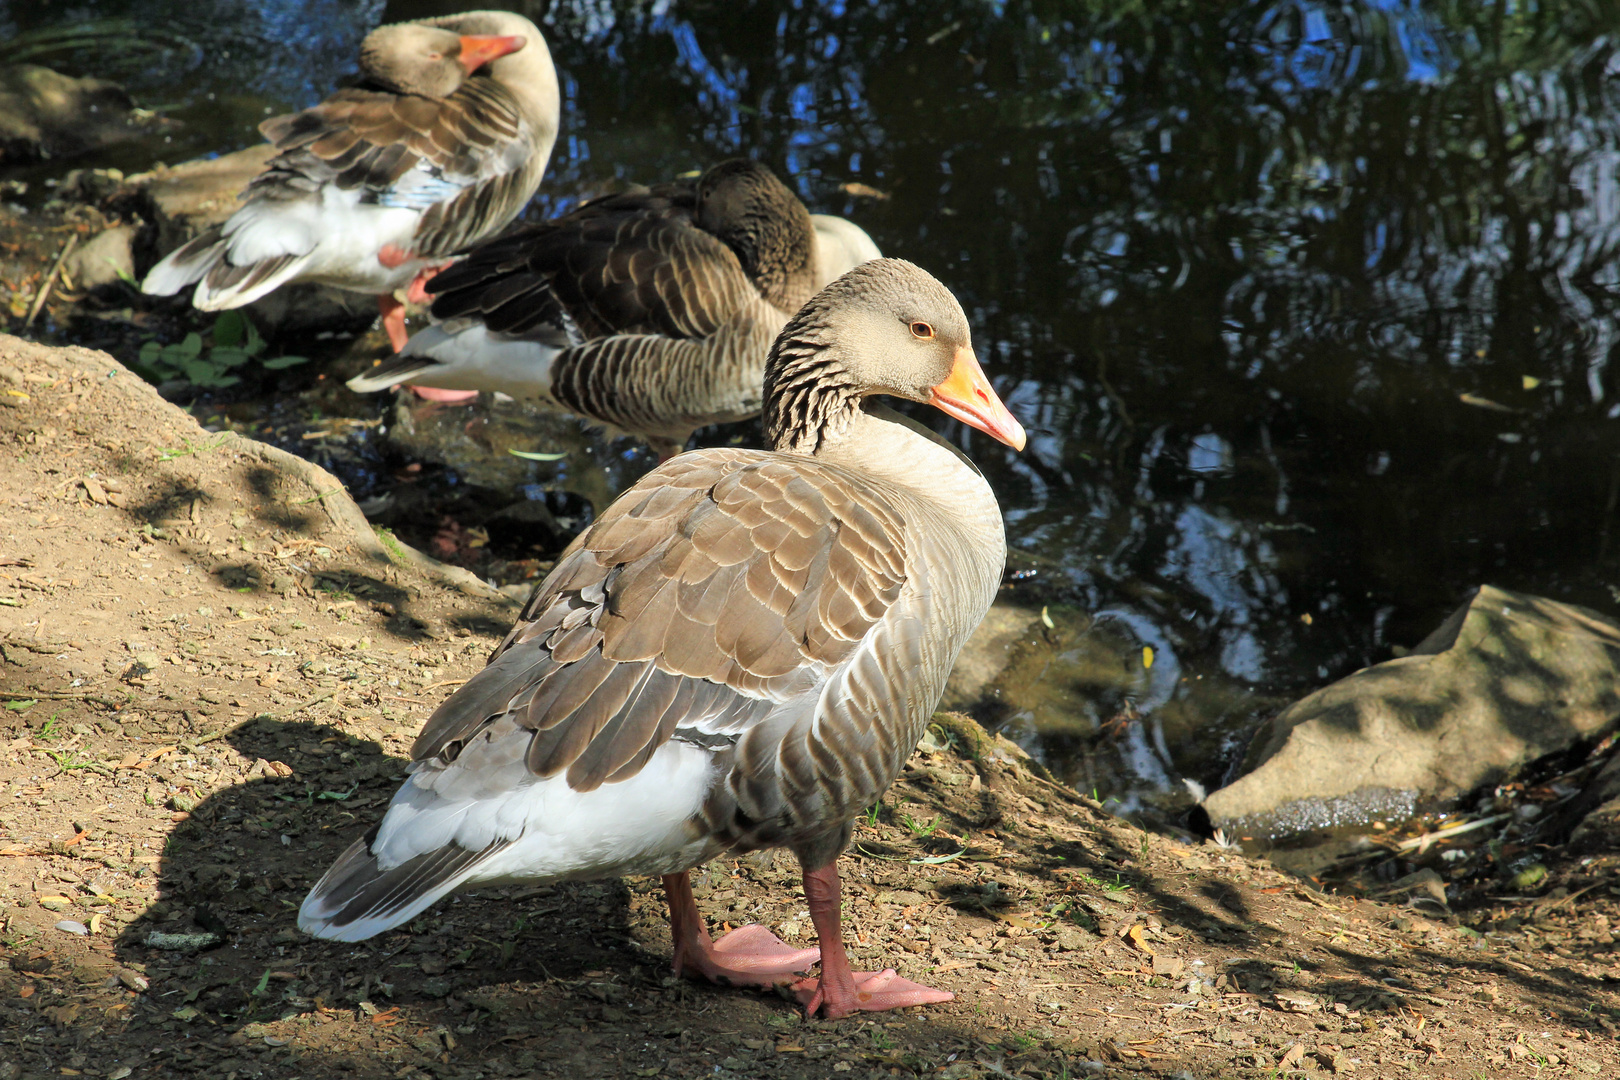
[63,223,136,291]
[0,332,507,604]
[121,144,276,252]
[941,603,1041,710]
[1204,585,1620,838]
[0,65,170,164]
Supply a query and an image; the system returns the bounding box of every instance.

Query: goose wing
[426,181,759,342]
[413,448,910,797]
[252,77,532,257]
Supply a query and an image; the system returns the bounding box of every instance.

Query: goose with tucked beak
[142,11,559,353]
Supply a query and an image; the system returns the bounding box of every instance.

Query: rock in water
[0,65,169,165]
[1204,585,1620,837]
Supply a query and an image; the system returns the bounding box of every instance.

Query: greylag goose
[300,259,1025,1018]
[141,11,559,352]
[344,159,882,455]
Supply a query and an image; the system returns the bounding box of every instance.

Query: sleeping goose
[141,11,559,352]
[300,259,1025,1018]
[345,159,882,454]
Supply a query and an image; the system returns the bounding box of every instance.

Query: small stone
[1053,927,1093,952]
[143,931,223,952]
[420,977,452,998]
[54,920,88,935]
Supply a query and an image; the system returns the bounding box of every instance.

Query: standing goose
[141,11,559,352]
[345,159,882,455]
[301,259,1024,1018]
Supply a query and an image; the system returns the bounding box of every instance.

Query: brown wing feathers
[427,180,744,342]
[251,77,524,258]
[407,452,907,796]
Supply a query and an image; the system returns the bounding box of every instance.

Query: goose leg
[378,273,479,402]
[791,861,954,1019]
[405,262,453,306]
[377,247,477,401]
[663,872,820,988]
[377,293,411,353]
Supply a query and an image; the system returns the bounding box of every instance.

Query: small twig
[1391,812,1512,853]
[289,489,343,505]
[1335,811,1513,866]
[25,233,78,329]
[263,688,339,719]
[1532,882,1605,913]
[0,689,126,706]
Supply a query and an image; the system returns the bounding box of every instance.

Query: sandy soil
[2,334,1620,1080]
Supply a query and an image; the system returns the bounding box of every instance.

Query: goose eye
[909,322,935,340]
[426,52,442,61]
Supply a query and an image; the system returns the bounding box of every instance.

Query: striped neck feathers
[762,331,861,456]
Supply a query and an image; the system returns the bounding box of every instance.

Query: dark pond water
[8,0,1620,826]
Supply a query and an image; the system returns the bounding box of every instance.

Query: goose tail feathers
[297,826,512,942]
[142,228,313,311]
[140,227,227,297]
[346,320,559,400]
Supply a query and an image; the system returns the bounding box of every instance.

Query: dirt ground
[2,334,1620,1080]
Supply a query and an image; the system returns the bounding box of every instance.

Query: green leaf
[508,448,567,461]
[176,332,203,360]
[244,317,266,356]
[260,354,308,370]
[212,310,245,348]
[138,341,161,363]
[181,358,220,384]
[210,347,251,368]
[250,968,272,997]
[3,699,36,712]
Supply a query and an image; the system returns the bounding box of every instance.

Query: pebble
[54,919,89,935]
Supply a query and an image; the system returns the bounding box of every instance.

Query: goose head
[359,22,527,98]
[763,258,1026,454]
[695,159,816,308]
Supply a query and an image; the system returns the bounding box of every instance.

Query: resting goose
[142,11,559,352]
[301,259,1024,1018]
[345,159,882,455]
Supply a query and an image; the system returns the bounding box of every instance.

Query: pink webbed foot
[405,261,453,306]
[675,924,821,988]
[792,969,954,1018]
[378,262,476,402]
[409,385,480,403]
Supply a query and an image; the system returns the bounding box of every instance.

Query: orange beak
[928,347,1026,451]
[457,34,526,74]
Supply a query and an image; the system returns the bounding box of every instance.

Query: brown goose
[300,259,1023,1018]
[141,11,559,352]
[344,159,882,455]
